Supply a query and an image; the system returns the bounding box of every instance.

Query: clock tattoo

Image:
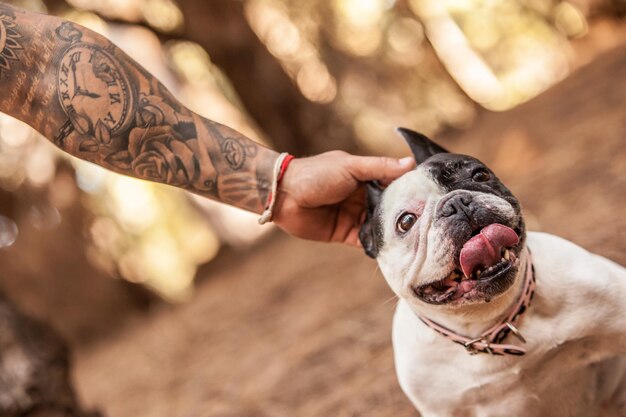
[56,43,134,147]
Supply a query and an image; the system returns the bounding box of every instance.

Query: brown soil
[73,46,626,416]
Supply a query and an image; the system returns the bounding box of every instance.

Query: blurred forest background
[0,0,624,415]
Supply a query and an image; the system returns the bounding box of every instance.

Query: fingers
[343,227,363,248]
[346,155,415,183]
[338,209,366,247]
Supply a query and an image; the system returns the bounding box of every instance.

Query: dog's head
[359,128,526,308]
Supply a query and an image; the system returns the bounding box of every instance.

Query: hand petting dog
[273,151,415,246]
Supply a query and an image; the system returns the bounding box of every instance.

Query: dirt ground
[72,46,626,416]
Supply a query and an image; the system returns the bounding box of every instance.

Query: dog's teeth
[504,249,510,260]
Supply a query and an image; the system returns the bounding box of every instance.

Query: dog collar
[416,251,536,356]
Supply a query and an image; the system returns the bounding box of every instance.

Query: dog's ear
[359,181,384,259]
[396,127,448,164]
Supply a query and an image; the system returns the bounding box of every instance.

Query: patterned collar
[416,251,536,356]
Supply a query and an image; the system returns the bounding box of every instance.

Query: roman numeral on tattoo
[61,91,70,101]
[60,78,68,87]
[103,111,116,124]
[54,119,75,147]
[109,93,121,104]
[61,63,69,77]
[106,80,117,87]
[70,52,81,63]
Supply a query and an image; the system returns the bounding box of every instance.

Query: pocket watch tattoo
[55,25,135,148]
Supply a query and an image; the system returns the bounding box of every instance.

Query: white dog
[359,128,626,417]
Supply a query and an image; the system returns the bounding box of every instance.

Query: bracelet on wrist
[258,152,295,225]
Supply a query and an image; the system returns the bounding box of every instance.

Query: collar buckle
[463,337,494,355]
[505,321,527,344]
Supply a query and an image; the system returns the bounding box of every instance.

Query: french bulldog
[359,128,626,417]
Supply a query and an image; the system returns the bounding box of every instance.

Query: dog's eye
[397,213,417,233]
[472,170,490,182]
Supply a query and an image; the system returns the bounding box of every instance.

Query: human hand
[273,151,415,246]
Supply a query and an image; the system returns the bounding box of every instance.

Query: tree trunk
[0,291,101,417]
[174,0,358,155]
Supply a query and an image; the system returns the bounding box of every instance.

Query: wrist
[258,153,295,224]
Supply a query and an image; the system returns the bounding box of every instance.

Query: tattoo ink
[0,6,275,213]
[0,10,23,79]
[55,23,136,152]
[204,121,258,171]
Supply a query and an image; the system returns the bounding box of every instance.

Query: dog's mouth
[414,223,522,305]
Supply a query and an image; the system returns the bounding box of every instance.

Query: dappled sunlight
[63,9,110,37]
[141,0,184,33]
[410,0,507,108]
[166,40,269,143]
[331,0,388,56]
[89,175,219,301]
[0,6,262,301]
[0,0,609,303]
[0,0,623,414]
[0,114,220,300]
[246,0,337,103]
[0,115,36,189]
[296,60,337,103]
[24,140,56,187]
[64,0,183,33]
[386,17,425,66]
[108,176,159,233]
[410,0,571,110]
[554,2,588,38]
[243,0,587,152]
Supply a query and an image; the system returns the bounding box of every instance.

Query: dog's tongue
[459,224,519,278]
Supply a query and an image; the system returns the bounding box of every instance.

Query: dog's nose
[440,193,473,219]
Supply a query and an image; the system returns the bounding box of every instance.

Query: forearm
[0,3,277,213]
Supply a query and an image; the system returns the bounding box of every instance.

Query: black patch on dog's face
[423,153,517,201]
[359,182,384,258]
[423,153,526,251]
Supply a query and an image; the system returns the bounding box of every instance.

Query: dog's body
[359,129,626,417]
[394,232,626,417]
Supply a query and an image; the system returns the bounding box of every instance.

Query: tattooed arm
[0,4,277,212]
[0,4,414,244]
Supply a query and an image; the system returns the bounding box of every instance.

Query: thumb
[347,155,415,182]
